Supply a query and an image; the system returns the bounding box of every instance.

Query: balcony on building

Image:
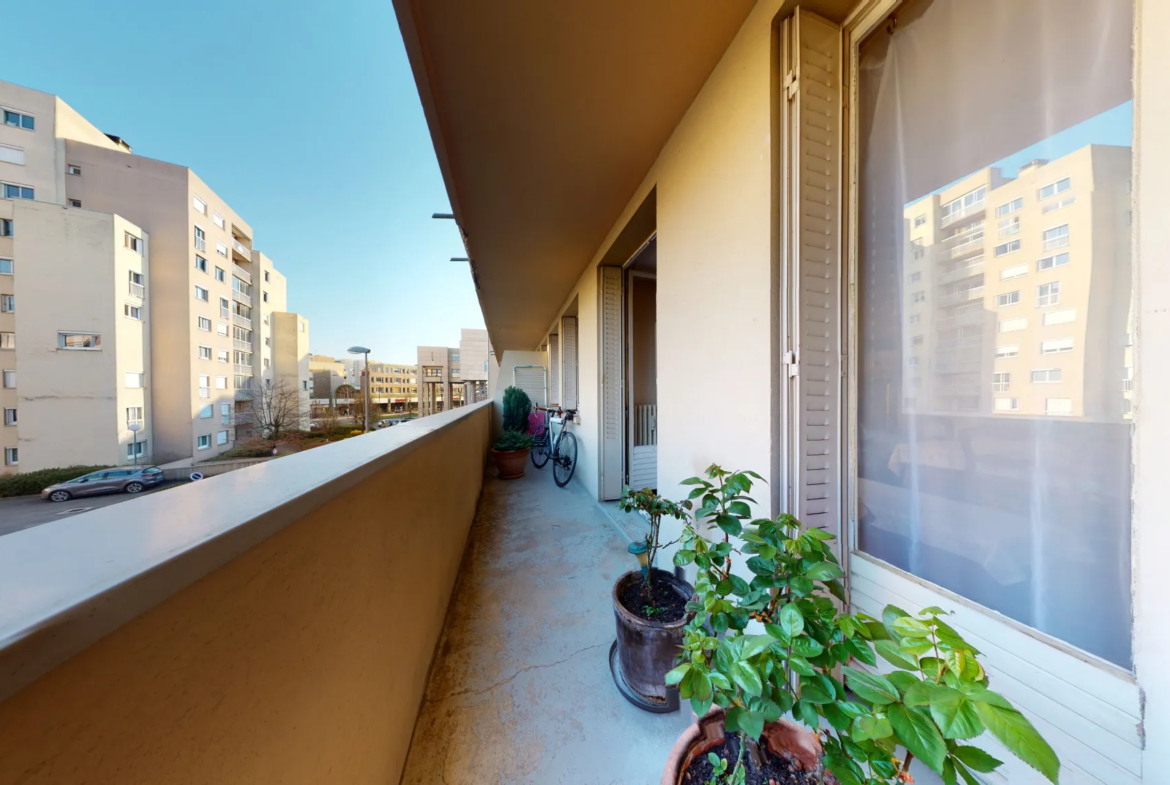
[230,226,253,265]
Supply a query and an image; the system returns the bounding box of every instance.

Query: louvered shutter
[513,366,547,409]
[600,266,623,500]
[560,317,578,410]
[549,334,560,405]
[783,9,844,547]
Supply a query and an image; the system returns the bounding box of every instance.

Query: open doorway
[625,237,657,491]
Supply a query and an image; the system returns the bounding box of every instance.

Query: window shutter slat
[560,317,578,410]
[548,333,560,405]
[600,266,623,500]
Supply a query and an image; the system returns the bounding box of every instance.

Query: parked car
[41,466,165,502]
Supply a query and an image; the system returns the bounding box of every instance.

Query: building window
[1037,252,1069,271]
[217,322,229,336]
[910,239,925,260]
[4,447,16,466]
[1042,224,1070,250]
[216,430,229,445]
[908,314,920,325]
[997,216,1020,237]
[220,297,231,319]
[199,374,210,398]
[68,165,82,176]
[1042,309,1076,326]
[991,372,1010,392]
[913,214,925,227]
[2,370,14,388]
[0,219,11,237]
[221,402,231,424]
[68,198,81,208]
[993,398,1020,412]
[909,272,921,283]
[124,232,143,253]
[263,291,269,303]
[193,195,207,214]
[127,440,147,460]
[125,372,144,388]
[994,239,1020,256]
[1040,338,1074,354]
[940,185,985,224]
[1000,263,1028,280]
[1045,398,1073,416]
[198,316,212,331]
[198,345,212,360]
[1032,369,1062,384]
[1042,195,1076,214]
[263,358,270,369]
[124,303,143,320]
[995,291,1020,307]
[264,271,270,282]
[195,256,208,273]
[218,349,229,363]
[199,404,212,419]
[197,434,211,450]
[0,295,12,313]
[998,318,1027,333]
[910,291,925,303]
[194,285,209,301]
[215,266,226,282]
[994,345,1019,359]
[0,259,11,275]
[194,226,206,251]
[2,184,34,200]
[302,380,308,391]
[0,332,14,350]
[216,241,228,258]
[1038,177,1071,201]
[213,213,225,229]
[59,332,100,350]
[215,376,228,390]
[3,110,35,130]
[3,408,15,426]
[127,406,144,428]
[910,335,923,346]
[996,197,1023,217]
[1037,281,1061,307]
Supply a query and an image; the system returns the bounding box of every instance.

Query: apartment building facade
[416,347,462,417]
[363,362,417,413]
[0,80,308,468]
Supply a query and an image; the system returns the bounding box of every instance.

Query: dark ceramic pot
[492,448,529,479]
[611,568,693,710]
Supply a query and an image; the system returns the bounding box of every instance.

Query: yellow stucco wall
[0,405,489,784]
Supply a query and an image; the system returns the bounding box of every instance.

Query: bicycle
[530,406,578,487]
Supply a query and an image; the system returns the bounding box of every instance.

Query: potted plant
[492,386,534,479]
[661,465,1060,785]
[610,486,694,712]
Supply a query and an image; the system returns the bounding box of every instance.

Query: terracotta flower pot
[492,448,530,479]
[661,707,831,785]
[611,569,693,712]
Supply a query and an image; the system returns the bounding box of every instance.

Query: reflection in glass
[856,0,1133,667]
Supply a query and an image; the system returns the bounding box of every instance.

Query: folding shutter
[548,334,561,405]
[513,366,547,409]
[599,266,623,500]
[560,317,578,410]
[782,9,844,547]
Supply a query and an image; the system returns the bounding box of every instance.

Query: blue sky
[5,0,483,363]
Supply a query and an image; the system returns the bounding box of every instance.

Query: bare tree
[245,379,309,440]
[318,399,341,434]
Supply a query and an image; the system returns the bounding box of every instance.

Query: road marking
[56,507,94,515]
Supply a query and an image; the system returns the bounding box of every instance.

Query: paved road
[0,481,186,537]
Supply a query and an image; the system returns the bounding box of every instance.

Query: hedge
[0,465,112,498]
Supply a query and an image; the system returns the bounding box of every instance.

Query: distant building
[416,329,496,417]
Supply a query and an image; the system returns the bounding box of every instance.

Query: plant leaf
[746,556,773,576]
[887,704,947,774]
[929,687,985,739]
[728,574,750,597]
[730,661,764,696]
[841,666,900,705]
[972,702,1059,783]
[805,562,844,581]
[728,500,752,517]
[858,714,894,740]
[942,757,958,785]
[845,636,877,666]
[953,745,1004,773]
[893,616,933,638]
[779,604,804,638]
[715,514,742,537]
[876,639,920,670]
[739,634,776,660]
[800,683,832,704]
[665,663,691,686]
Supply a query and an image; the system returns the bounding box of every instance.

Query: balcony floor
[401,468,692,784]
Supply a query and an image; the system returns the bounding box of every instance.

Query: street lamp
[348,345,371,433]
[128,422,142,466]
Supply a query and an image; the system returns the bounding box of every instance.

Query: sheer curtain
[856,0,1134,667]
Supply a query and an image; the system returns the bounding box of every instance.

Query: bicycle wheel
[553,431,577,487]
[531,427,550,468]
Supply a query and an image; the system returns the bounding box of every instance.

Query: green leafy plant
[501,386,533,433]
[493,430,534,452]
[618,485,691,601]
[667,464,1059,785]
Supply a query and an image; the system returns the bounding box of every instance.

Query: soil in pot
[617,574,689,623]
[683,734,819,785]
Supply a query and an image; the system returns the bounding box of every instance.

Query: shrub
[494,430,534,452]
[213,439,275,460]
[0,465,112,498]
[502,386,533,433]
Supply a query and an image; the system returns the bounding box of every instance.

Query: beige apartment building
[0,79,308,469]
[901,144,1132,423]
[416,329,495,417]
[363,362,417,413]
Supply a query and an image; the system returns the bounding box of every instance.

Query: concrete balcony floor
[401,469,692,784]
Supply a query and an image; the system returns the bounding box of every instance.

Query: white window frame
[126,406,144,428]
[1045,398,1074,416]
[58,331,101,350]
[2,108,35,130]
[995,345,1019,359]
[215,376,228,390]
[1038,252,1070,271]
[194,285,209,302]
[125,233,143,253]
[996,197,1023,217]
[1042,309,1076,326]
[1041,337,1074,354]
[197,434,211,450]
[198,316,212,332]
[994,397,1021,412]
[67,164,82,176]
[216,241,228,258]
[0,294,13,313]
[0,258,11,275]
[1,369,14,388]
[1032,369,1063,384]
[1038,177,1071,201]
[194,225,206,251]
[213,212,225,229]
[0,219,12,238]
[123,303,142,320]
[218,349,229,363]
[215,266,226,282]
[195,256,208,273]
[1037,281,1061,307]
[68,199,81,208]
[995,291,1020,307]
[193,195,207,215]
[4,447,16,466]
[125,372,144,388]
[998,318,1027,333]
[1042,224,1070,250]
[3,408,15,426]
[217,430,229,445]
[198,345,212,360]
[994,239,1021,256]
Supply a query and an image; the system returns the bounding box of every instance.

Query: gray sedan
[41,466,165,502]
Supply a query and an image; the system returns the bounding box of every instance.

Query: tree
[318,399,341,434]
[245,379,308,440]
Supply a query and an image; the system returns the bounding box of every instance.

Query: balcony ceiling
[393,0,757,353]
